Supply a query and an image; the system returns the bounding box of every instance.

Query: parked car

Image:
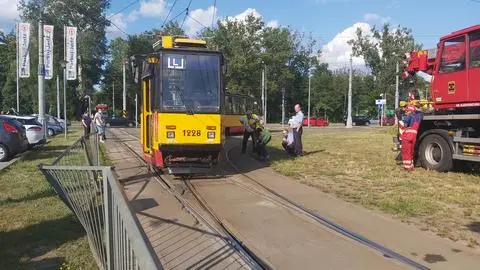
[0,116,29,162]
[381,116,395,126]
[104,116,137,127]
[1,115,45,148]
[302,117,329,127]
[344,115,371,126]
[30,114,64,136]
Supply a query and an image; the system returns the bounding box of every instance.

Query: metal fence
[39,134,161,270]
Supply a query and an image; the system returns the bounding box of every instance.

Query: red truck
[397,24,480,172]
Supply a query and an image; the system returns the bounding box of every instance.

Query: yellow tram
[133,36,225,175]
[222,93,262,136]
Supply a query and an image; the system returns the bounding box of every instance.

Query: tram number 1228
[183,130,201,136]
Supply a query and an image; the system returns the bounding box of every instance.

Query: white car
[2,115,45,147]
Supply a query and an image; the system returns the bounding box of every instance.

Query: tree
[348,23,420,110]
[17,0,110,118]
[162,21,185,36]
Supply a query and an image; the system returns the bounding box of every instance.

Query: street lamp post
[59,59,68,139]
[307,66,316,128]
[84,95,91,117]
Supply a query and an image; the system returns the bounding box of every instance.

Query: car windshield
[161,53,220,113]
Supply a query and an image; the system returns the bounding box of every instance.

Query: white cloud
[320,22,371,70]
[223,8,279,30]
[185,6,217,36]
[127,0,167,22]
[106,13,127,37]
[0,0,19,30]
[363,13,390,24]
[266,20,279,29]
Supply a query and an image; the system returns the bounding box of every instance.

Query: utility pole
[346,56,353,128]
[308,69,311,128]
[264,65,267,124]
[15,23,19,113]
[395,60,399,124]
[135,93,138,128]
[112,82,115,117]
[281,88,285,128]
[122,59,126,113]
[261,66,265,119]
[56,75,60,119]
[395,60,399,109]
[38,17,46,138]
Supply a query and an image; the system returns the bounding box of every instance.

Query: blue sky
[0,0,477,69]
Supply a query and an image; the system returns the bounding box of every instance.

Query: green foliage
[348,23,421,109]
[0,0,111,117]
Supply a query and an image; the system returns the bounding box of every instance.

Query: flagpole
[16,23,19,113]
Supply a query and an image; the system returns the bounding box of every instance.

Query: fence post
[103,169,114,270]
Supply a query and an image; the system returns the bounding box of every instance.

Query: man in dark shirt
[82,111,92,138]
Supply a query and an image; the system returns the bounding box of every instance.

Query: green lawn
[267,126,480,248]
[0,125,97,269]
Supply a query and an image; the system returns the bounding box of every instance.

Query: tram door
[142,79,153,154]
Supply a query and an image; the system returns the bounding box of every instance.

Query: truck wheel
[419,134,453,172]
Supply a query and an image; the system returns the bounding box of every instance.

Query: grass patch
[0,124,98,269]
[267,126,480,247]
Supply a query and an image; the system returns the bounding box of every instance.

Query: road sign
[375,99,386,105]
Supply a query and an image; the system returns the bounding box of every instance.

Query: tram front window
[161,53,220,113]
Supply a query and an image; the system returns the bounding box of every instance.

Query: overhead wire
[181,0,194,30]
[212,0,217,28]
[108,0,140,19]
[161,0,179,28]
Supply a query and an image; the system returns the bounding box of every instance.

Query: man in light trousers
[291,104,304,156]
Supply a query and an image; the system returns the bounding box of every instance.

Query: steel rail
[110,128,265,270]
[224,144,430,270]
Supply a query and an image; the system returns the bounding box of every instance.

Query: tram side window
[224,95,233,114]
[439,36,466,73]
[231,96,238,114]
[240,98,247,115]
[469,30,480,68]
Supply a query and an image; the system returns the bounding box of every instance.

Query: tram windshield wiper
[177,90,195,115]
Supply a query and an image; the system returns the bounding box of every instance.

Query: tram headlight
[207,132,215,139]
[167,131,175,138]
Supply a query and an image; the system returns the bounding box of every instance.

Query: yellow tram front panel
[154,113,222,147]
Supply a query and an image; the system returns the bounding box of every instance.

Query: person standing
[240,110,260,154]
[291,104,304,156]
[82,111,91,138]
[93,108,105,143]
[401,105,423,171]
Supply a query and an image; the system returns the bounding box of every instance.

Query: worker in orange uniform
[401,104,423,171]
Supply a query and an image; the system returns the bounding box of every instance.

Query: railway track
[221,145,430,270]
[110,128,267,270]
[113,128,429,269]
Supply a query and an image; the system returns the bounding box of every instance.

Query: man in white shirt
[291,104,304,156]
[93,108,105,143]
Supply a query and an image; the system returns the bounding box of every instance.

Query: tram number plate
[183,130,201,136]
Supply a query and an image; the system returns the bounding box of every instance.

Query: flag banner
[65,26,77,80]
[44,25,54,79]
[18,23,30,78]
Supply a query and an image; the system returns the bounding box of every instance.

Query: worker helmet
[406,104,416,112]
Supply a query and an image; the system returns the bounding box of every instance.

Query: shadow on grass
[21,145,71,162]
[225,137,325,175]
[0,189,55,206]
[466,221,480,234]
[0,214,86,268]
